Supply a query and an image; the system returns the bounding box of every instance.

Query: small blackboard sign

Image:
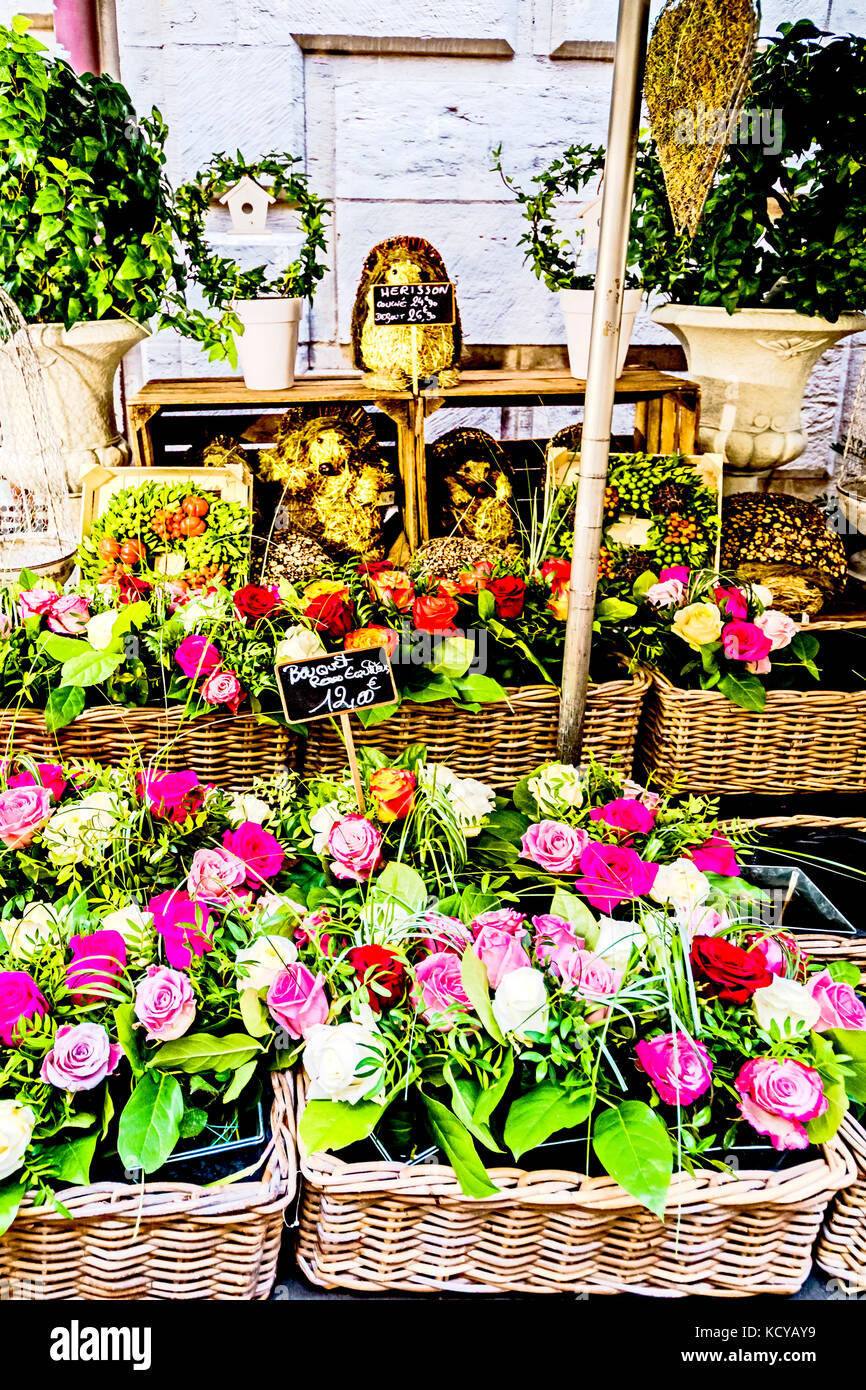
[275,647,397,724]
[372,281,455,326]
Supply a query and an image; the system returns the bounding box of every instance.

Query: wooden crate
[80,461,252,540]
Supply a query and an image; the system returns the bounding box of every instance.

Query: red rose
[690,936,773,1004]
[116,574,152,605]
[303,588,355,638]
[369,568,415,613]
[413,594,458,634]
[368,767,416,821]
[348,944,407,1014]
[345,625,399,657]
[541,558,571,586]
[488,575,526,620]
[233,583,281,625]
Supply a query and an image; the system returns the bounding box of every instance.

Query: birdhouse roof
[218,175,275,207]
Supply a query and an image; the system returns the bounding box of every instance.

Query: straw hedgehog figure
[259,405,393,560]
[427,427,515,546]
[351,236,462,389]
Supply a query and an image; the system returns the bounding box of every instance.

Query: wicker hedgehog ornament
[351,236,462,389]
[258,405,394,560]
[427,427,515,547]
[721,493,847,616]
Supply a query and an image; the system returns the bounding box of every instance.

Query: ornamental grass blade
[644,0,759,237]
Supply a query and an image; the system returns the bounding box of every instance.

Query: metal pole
[557,0,651,764]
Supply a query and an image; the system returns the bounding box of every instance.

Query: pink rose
[138,770,205,823]
[520,820,589,874]
[175,635,221,679]
[473,923,531,988]
[134,965,196,1042]
[747,656,772,675]
[66,930,127,1004]
[41,1022,122,1092]
[412,951,471,1030]
[19,588,57,620]
[147,889,213,969]
[7,763,67,802]
[559,950,623,1018]
[590,797,657,839]
[571,842,659,913]
[294,909,331,952]
[636,1031,713,1106]
[420,912,471,955]
[735,1057,827,1150]
[746,933,788,977]
[646,578,685,608]
[713,585,749,620]
[46,594,89,635]
[660,566,689,584]
[755,609,798,652]
[327,815,383,882]
[186,846,247,905]
[222,822,285,886]
[688,904,731,938]
[745,931,806,981]
[689,833,740,878]
[722,620,773,664]
[532,913,584,978]
[266,964,329,1039]
[470,908,525,938]
[808,970,866,1033]
[0,784,53,848]
[0,970,48,1045]
[200,667,244,715]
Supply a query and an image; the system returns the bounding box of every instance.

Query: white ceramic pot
[559,286,642,381]
[6,320,149,496]
[233,297,303,391]
[652,303,866,492]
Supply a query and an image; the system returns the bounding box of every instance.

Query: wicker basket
[294,1077,852,1296]
[0,705,301,791]
[639,670,866,794]
[816,1116,866,1292]
[0,1073,296,1301]
[302,671,650,791]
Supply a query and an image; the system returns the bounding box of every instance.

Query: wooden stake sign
[373,283,456,396]
[275,647,397,811]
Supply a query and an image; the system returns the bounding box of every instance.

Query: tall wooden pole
[557,0,652,763]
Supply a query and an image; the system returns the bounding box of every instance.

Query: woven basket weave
[639,670,866,794]
[302,672,650,791]
[816,1116,866,1292]
[0,1073,296,1301]
[0,705,301,792]
[294,1077,852,1296]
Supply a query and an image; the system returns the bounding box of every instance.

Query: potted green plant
[639,20,866,491]
[0,18,187,493]
[493,142,644,380]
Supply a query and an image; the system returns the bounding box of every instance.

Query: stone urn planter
[233,297,303,390]
[8,320,149,495]
[652,304,866,492]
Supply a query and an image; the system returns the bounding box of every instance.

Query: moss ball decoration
[350,236,462,389]
[410,536,514,582]
[257,532,330,588]
[427,427,515,547]
[721,492,847,616]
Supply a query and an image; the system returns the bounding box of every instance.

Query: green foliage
[0,19,185,324]
[592,1101,674,1218]
[117,1073,184,1175]
[504,1081,592,1160]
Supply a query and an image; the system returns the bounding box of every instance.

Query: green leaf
[504,1082,592,1160]
[117,1073,184,1175]
[717,673,766,711]
[239,988,272,1039]
[357,701,399,727]
[0,1180,25,1236]
[113,1002,144,1078]
[405,676,460,703]
[149,1032,263,1074]
[223,1059,257,1105]
[550,886,598,945]
[474,1049,514,1126]
[60,646,124,687]
[298,1099,385,1155]
[477,587,495,620]
[444,1064,503,1151]
[47,1132,97,1186]
[460,945,505,1043]
[595,597,638,622]
[827,961,861,986]
[592,1101,673,1218]
[44,684,86,732]
[807,1072,848,1144]
[453,674,507,704]
[828,1028,866,1063]
[40,633,89,663]
[373,860,427,914]
[418,1090,499,1198]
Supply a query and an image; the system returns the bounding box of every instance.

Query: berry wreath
[168,151,330,364]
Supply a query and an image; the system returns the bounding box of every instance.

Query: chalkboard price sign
[275,647,398,724]
[372,281,455,326]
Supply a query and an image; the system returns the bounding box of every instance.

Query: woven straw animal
[351,236,462,389]
[427,427,514,546]
[259,405,393,559]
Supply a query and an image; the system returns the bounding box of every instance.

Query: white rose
[101,902,154,966]
[651,858,710,918]
[85,608,119,651]
[527,763,585,816]
[276,625,327,664]
[420,763,456,792]
[0,1100,35,1182]
[303,1022,385,1105]
[249,892,305,927]
[753,975,821,1035]
[228,792,271,827]
[5,902,64,960]
[492,967,550,1038]
[181,591,230,632]
[594,915,643,971]
[310,800,343,854]
[236,934,298,992]
[752,583,774,608]
[445,775,495,837]
[42,792,121,866]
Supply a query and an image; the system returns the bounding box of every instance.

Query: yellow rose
[672,602,722,650]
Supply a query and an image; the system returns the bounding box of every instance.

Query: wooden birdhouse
[219,175,275,234]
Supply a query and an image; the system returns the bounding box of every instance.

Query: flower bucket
[559,287,642,381]
[233,297,303,391]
